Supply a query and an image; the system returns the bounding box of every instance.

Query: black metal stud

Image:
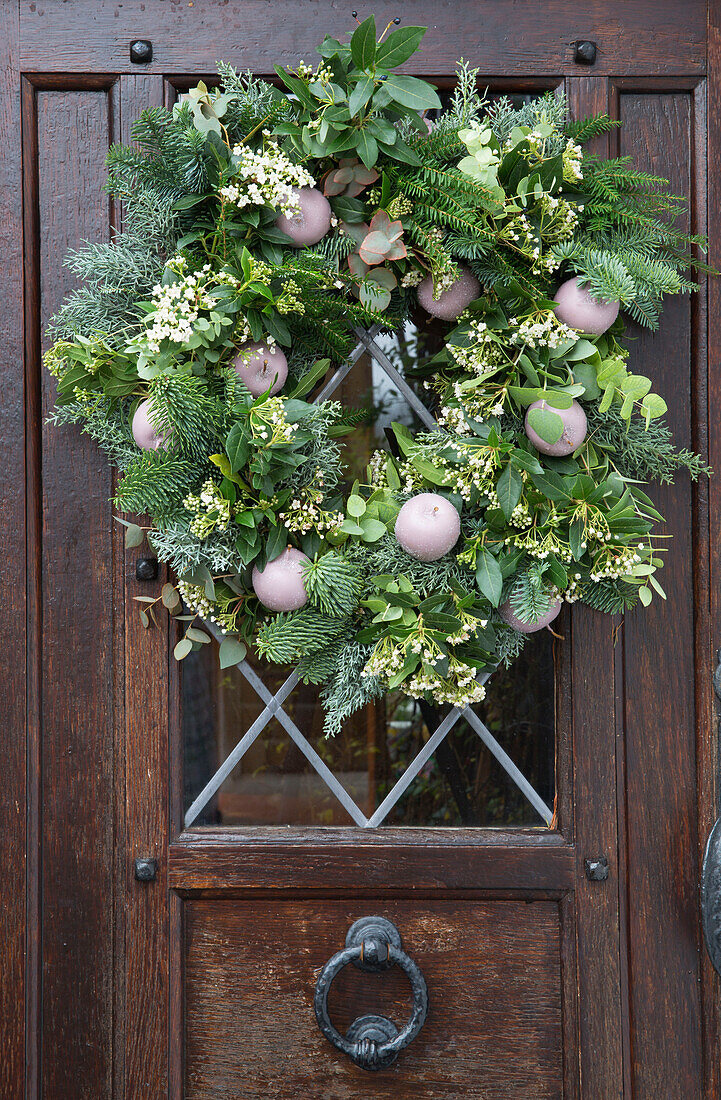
[585,856,609,881]
[134,857,158,882]
[573,40,597,65]
[130,40,153,65]
[135,556,159,582]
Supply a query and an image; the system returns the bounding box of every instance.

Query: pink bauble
[232,342,288,397]
[500,597,562,634]
[394,493,461,562]
[417,266,481,321]
[525,398,588,457]
[275,187,332,247]
[553,276,620,335]
[252,547,310,612]
[132,398,169,451]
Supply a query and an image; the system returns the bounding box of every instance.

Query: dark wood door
[3,1,721,1096]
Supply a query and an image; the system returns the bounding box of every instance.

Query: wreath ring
[46,17,709,737]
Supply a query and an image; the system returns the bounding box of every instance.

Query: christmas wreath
[46,17,710,735]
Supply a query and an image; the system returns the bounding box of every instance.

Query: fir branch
[303,552,363,616]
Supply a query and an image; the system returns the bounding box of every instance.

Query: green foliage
[255,609,349,664]
[303,552,363,615]
[321,641,384,737]
[43,21,711,716]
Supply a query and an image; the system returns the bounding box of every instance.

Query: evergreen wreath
[46,17,711,736]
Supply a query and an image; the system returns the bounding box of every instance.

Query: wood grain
[0,7,26,1099]
[34,82,117,1099]
[17,0,705,77]
[170,829,574,893]
[184,898,563,1099]
[704,7,721,1096]
[565,75,625,1100]
[616,90,704,1098]
[117,72,172,1100]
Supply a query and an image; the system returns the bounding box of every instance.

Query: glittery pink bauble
[416,266,481,321]
[394,493,461,562]
[500,597,562,634]
[252,547,310,612]
[553,276,620,334]
[275,187,332,247]
[525,398,588,457]
[131,398,169,451]
[232,342,288,397]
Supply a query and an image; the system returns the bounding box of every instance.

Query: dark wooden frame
[2,1,719,1095]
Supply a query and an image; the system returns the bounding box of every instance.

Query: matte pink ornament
[252,547,310,612]
[525,398,588,457]
[394,493,461,562]
[275,187,332,247]
[500,597,562,634]
[416,266,481,321]
[232,342,288,397]
[553,276,620,334]
[131,398,170,451]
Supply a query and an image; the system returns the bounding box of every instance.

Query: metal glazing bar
[184,669,300,828]
[313,325,381,404]
[461,707,553,825]
[365,706,464,828]
[353,326,437,430]
[236,654,370,826]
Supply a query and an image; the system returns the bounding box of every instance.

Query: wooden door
[3,1,720,1096]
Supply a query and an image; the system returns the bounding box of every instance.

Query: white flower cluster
[278,485,344,535]
[563,138,584,182]
[183,480,232,539]
[143,263,214,352]
[361,637,487,709]
[506,527,574,564]
[448,320,504,377]
[508,311,578,350]
[437,405,472,434]
[219,137,315,215]
[249,398,297,445]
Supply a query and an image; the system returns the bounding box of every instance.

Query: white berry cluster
[589,543,646,582]
[183,480,232,539]
[219,137,315,215]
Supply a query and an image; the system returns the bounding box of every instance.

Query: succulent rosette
[45,17,709,734]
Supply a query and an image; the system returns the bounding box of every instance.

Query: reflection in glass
[182,629,555,828]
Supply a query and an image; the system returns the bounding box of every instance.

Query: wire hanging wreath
[46,16,710,736]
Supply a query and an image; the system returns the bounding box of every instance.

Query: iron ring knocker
[313,916,429,1071]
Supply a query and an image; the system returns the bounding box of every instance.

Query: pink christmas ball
[500,597,562,634]
[525,398,588,457]
[131,398,169,451]
[252,547,310,612]
[416,266,481,321]
[275,187,332,248]
[553,276,620,335]
[394,493,461,562]
[232,342,288,397]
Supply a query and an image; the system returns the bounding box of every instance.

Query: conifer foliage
[46,16,709,733]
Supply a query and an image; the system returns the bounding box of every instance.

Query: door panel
[184,899,564,1099]
[5,3,718,1098]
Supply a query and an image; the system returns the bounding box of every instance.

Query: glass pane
[182,630,555,828]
